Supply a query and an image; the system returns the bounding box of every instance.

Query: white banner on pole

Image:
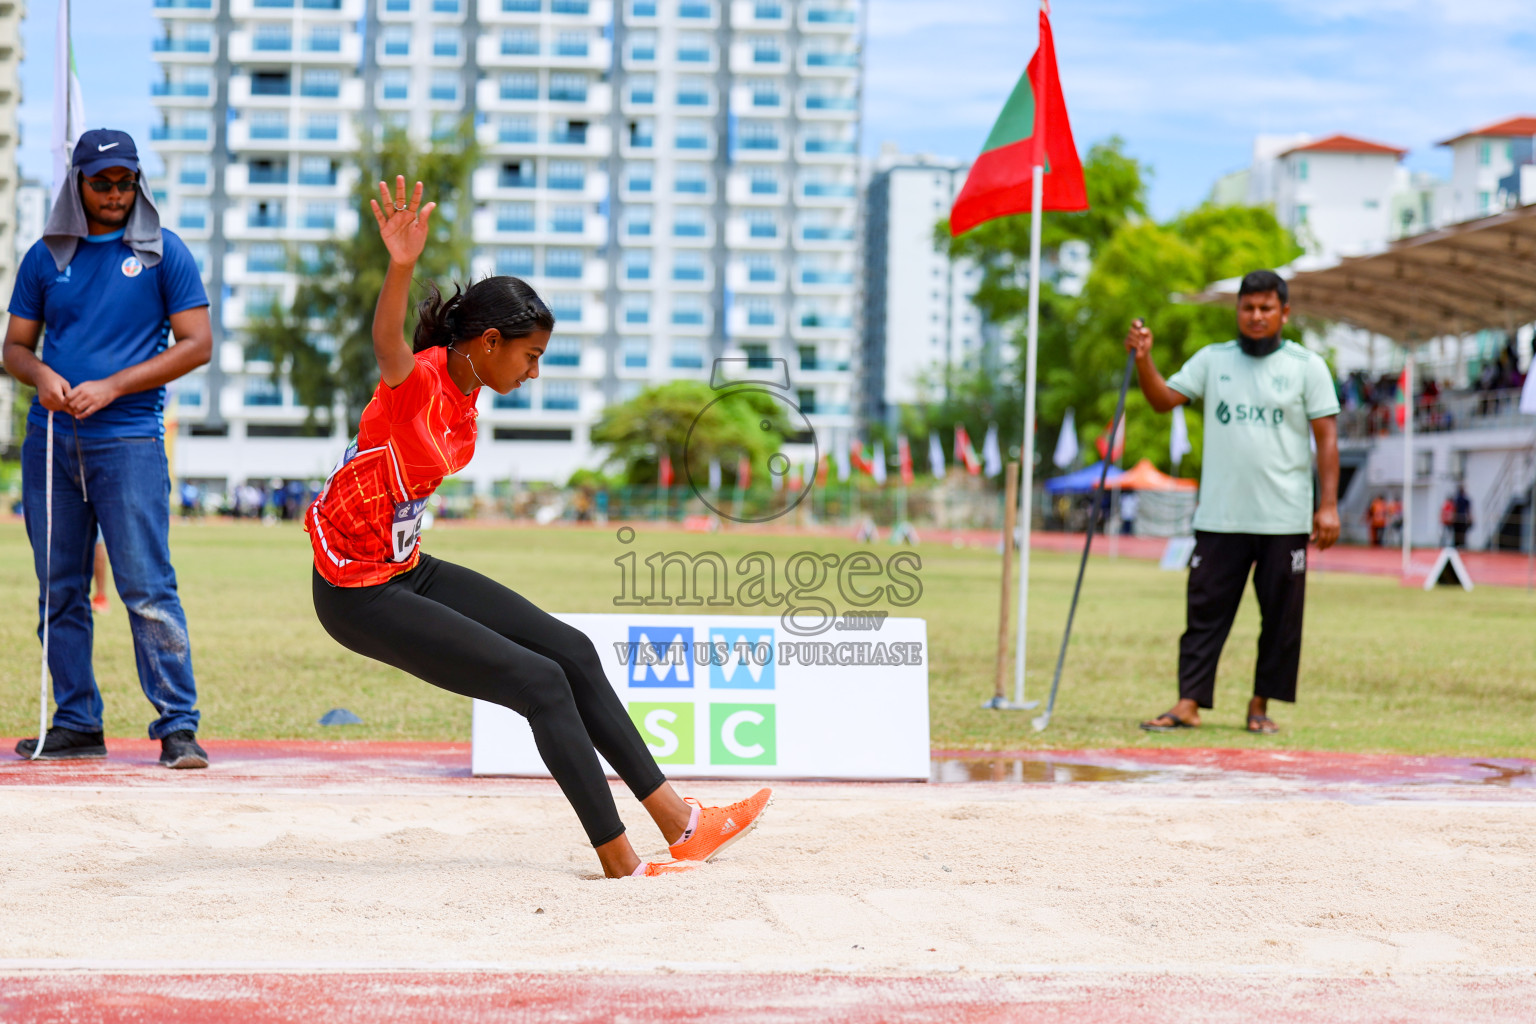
[473,614,931,780]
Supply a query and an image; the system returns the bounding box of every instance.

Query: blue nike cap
[73,129,139,177]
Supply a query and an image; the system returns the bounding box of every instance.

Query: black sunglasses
[85,179,138,194]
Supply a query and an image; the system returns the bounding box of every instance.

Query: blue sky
[19,0,1536,218]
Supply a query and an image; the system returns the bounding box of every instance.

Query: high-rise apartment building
[150,0,863,493]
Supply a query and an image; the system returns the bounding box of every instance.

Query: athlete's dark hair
[1237,269,1288,306]
[412,276,555,353]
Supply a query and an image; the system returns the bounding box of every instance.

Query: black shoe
[159,730,209,770]
[15,727,108,760]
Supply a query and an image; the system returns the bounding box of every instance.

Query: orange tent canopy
[1114,459,1197,491]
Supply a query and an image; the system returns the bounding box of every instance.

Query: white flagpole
[1005,3,1048,710]
[1402,348,1414,579]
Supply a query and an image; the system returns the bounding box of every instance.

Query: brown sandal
[1246,714,1279,734]
[1140,710,1197,732]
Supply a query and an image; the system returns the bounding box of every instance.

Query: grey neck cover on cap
[42,168,164,272]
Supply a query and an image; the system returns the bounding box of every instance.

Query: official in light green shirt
[1166,339,1340,534]
[1119,271,1341,739]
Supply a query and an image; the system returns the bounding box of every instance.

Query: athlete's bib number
[391,498,430,562]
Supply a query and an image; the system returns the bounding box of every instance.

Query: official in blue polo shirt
[3,129,214,768]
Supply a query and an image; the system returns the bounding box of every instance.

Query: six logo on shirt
[1215,400,1284,427]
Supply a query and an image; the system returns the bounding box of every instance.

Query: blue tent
[1044,461,1124,495]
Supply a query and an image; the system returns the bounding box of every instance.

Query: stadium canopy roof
[1184,204,1536,343]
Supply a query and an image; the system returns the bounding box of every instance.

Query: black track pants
[1177,531,1309,709]
[312,554,666,846]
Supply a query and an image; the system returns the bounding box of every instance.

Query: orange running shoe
[668,788,772,863]
[635,860,702,877]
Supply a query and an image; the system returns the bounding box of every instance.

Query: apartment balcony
[797,177,858,204]
[471,164,610,204]
[471,208,608,247]
[726,308,782,339]
[152,0,215,17]
[725,174,789,206]
[798,136,857,164]
[796,222,856,250]
[798,50,859,76]
[228,29,361,64]
[476,34,610,70]
[151,36,217,62]
[731,136,787,163]
[227,118,361,153]
[729,0,787,28]
[149,123,214,153]
[150,80,214,107]
[224,205,359,242]
[231,0,364,18]
[793,267,855,295]
[229,75,365,110]
[475,78,612,115]
[725,220,786,251]
[475,121,613,159]
[798,91,857,120]
[729,41,787,74]
[799,4,858,32]
[791,309,855,341]
[477,0,613,24]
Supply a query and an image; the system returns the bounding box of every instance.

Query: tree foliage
[589,381,793,486]
[250,124,480,433]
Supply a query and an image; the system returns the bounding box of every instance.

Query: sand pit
[2,777,1534,979]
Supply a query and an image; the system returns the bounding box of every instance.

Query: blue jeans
[21,422,200,738]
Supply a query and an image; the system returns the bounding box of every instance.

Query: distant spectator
[179,480,199,520]
[1451,485,1473,549]
[1119,491,1138,535]
[1367,494,1388,547]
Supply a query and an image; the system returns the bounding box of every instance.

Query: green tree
[589,381,792,486]
[249,123,480,434]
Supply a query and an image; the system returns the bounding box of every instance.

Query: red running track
[0,740,1530,791]
[1,970,1533,1024]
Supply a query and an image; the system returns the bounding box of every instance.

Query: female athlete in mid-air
[307,177,770,877]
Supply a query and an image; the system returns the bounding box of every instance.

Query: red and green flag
[949,3,1088,236]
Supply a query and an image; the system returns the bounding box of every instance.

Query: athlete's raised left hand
[371,176,437,266]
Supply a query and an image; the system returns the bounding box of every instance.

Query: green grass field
[1,521,1532,756]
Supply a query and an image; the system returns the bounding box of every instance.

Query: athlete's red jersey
[307,346,479,587]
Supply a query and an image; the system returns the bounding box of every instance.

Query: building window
[739,121,779,151]
[386,0,410,10]
[750,79,780,107]
[247,243,285,272]
[679,0,712,18]
[305,114,340,140]
[545,248,584,278]
[544,337,581,366]
[554,31,588,57]
[307,25,342,52]
[673,251,706,282]
[503,28,539,54]
[179,155,210,186]
[497,247,535,276]
[625,208,653,236]
[677,32,711,63]
[551,119,588,145]
[745,210,776,238]
[548,160,585,190]
[499,160,536,188]
[433,28,460,58]
[500,73,538,100]
[745,254,775,282]
[497,202,535,232]
[298,156,336,186]
[301,69,341,98]
[674,208,708,238]
[1297,158,1308,181]
[381,70,409,101]
[796,389,816,414]
[625,250,651,280]
[628,32,657,61]
[672,297,707,326]
[1478,141,1491,166]
[676,120,710,150]
[749,167,778,194]
[251,71,291,96]
[628,119,655,148]
[677,76,711,107]
[745,298,774,326]
[253,24,292,51]
[628,75,656,105]
[430,71,460,102]
[494,387,532,409]
[550,205,585,233]
[671,338,705,368]
[629,0,656,17]
[622,338,648,369]
[433,0,460,12]
[623,295,651,325]
[751,36,782,63]
[244,379,284,407]
[543,380,579,411]
[178,198,210,230]
[248,112,289,140]
[675,164,708,195]
[626,163,654,193]
[382,25,410,56]
[549,73,588,102]
[499,116,536,143]
[303,203,336,230]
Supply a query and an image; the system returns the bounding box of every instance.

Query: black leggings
[312,554,666,846]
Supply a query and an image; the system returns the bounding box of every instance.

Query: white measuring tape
[31,409,53,760]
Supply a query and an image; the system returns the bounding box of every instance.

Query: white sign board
[472,613,930,780]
